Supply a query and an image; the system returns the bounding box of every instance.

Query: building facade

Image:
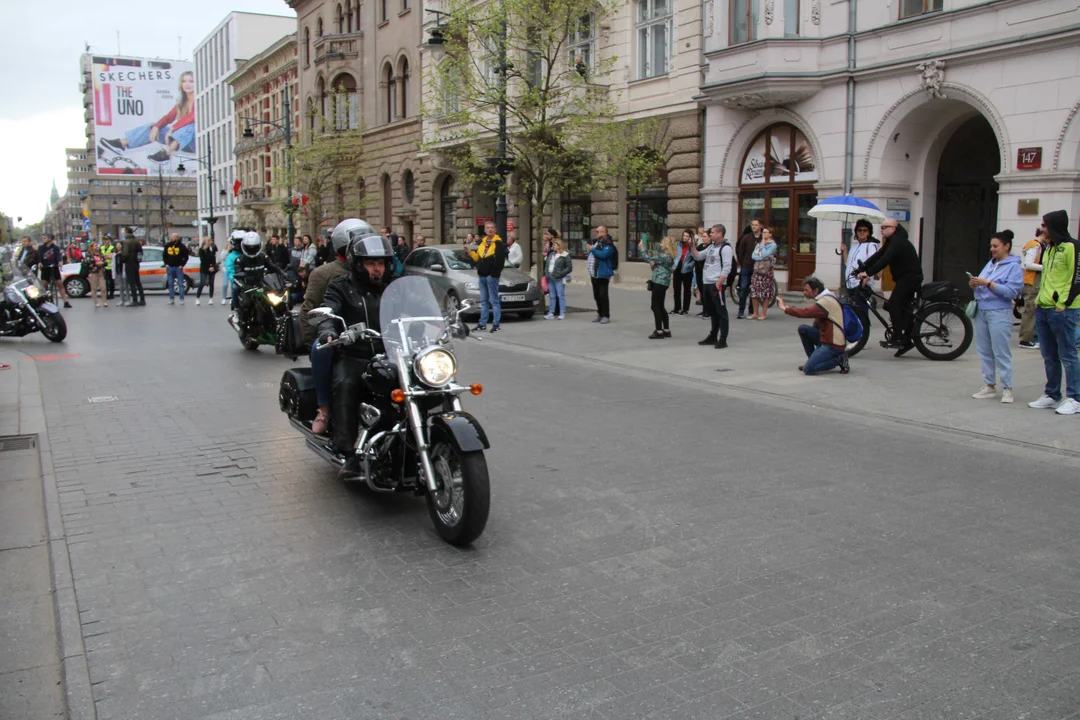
[418,0,704,280]
[194,12,297,242]
[286,0,431,242]
[228,34,300,240]
[701,0,1080,292]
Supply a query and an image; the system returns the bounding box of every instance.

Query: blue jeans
[974,307,1013,388]
[547,276,566,316]
[125,122,196,153]
[1035,307,1080,401]
[737,266,753,316]
[478,275,501,326]
[166,266,185,300]
[311,340,333,407]
[799,325,845,375]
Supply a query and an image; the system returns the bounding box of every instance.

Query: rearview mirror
[429,263,446,273]
[308,307,333,316]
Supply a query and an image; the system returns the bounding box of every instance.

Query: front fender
[428,411,490,453]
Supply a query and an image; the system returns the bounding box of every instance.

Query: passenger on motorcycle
[856,220,923,356]
[312,233,395,477]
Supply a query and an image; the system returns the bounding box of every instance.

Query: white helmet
[331,219,375,256]
[241,231,263,258]
[229,229,246,251]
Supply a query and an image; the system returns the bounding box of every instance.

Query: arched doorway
[934,115,1000,297]
[738,123,819,288]
[439,177,457,244]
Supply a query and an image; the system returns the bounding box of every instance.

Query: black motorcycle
[278,276,490,546]
[228,270,289,351]
[1,251,67,343]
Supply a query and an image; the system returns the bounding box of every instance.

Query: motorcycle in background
[0,247,67,343]
[229,270,289,351]
[278,276,490,546]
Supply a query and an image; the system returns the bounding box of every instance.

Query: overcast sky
[0,0,294,225]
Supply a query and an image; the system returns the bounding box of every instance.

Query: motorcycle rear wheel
[425,437,489,547]
[40,312,67,343]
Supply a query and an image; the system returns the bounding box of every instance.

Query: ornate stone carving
[706,0,715,37]
[764,0,775,25]
[811,0,821,24]
[916,59,947,99]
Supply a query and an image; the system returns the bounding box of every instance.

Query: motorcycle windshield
[379,276,448,365]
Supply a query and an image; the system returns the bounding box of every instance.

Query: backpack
[721,241,737,287]
[609,240,619,271]
[1065,240,1080,307]
[831,299,864,343]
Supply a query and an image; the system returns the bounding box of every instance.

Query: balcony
[701,39,827,109]
[239,187,272,206]
[314,32,362,66]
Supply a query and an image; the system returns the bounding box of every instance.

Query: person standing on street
[195,237,218,306]
[544,236,571,321]
[85,242,107,307]
[101,234,116,299]
[37,235,72,308]
[506,232,523,267]
[639,236,675,339]
[300,234,317,271]
[413,234,427,249]
[842,219,880,311]
[163,233,189,305]
[672,230,695,315]
[735,220,761,319]
[856,219,922,355]
[587,226,615,324]
[749,227,778,320]
[266,234,290,271]
[467,221,508,333]
[1019,229,1045,349]
[121,232,145,306]
[969,230,1023,403]
[777,276,850,375]
[289,236,305,280]
[691,224,733,349]
[1028,210,1080,415]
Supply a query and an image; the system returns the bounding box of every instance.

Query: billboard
[91,55,196,177]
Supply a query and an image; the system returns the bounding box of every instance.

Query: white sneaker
[558,315,565,320]
[168,299,175,305]
[1028,395,1062,410]
[221,299,228,305]
[180,300,185,305]
[1001,389,1014,404]
[544,313,554,320]
[195,298,200,305]
[1055,398,1080,415]
[972,385,997,400]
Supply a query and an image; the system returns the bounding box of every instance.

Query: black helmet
[347,234,393,286]
[241,231,263,258]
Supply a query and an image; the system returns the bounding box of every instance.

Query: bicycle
[727,272,778,308]
[844,279,973,361]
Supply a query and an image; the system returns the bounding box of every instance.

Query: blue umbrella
[809,195,887,223]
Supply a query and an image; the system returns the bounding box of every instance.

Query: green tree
[273,86,367,237]
[424,0,664,279]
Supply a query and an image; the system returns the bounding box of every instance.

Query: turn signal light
[470,384,483,396]
[391,389,406,403]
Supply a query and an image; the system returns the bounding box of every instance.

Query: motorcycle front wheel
[40,312,67,343]
[426,437,490,546]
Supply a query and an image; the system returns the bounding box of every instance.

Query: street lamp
[426,9,510,242]
[240,80,294,244]
[176,151,228,241]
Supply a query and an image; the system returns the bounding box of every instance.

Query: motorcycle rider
[302,219,368,436]
[856,219,923,356]
[38,235,72,308]
[231,230,283,323]
[312,232,395,477]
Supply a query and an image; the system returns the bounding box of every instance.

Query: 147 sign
[1017,147,1042,170]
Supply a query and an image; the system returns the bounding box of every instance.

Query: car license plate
[41,302,59,313]
[500,294,526,302]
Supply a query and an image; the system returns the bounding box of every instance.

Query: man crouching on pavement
[777,276,850,376]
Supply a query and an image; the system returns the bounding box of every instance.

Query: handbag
[646,280,654,291]
[541,276,549,293]
[965,300,978,319]
[753,260,771,276]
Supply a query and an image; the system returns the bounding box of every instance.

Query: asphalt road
[18,297,1080,720]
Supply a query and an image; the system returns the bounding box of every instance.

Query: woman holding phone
[638,236,676,339]
[970,230,1023,403]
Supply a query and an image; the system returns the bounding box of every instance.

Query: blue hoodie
[974,254,1022,311]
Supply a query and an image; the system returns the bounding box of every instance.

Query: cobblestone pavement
[25,299,1080,719]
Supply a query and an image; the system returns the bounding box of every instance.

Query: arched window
[346,3,353,32]
[439,177,457,244]
[381,174,393,228]
[382,63,396,124]
[356,177,366,215]
[317,17,324,36]
[330,73,358,130]
[403,169,415,204]
[304,27,311,65]
[336,183,345,221]
[316,77,326,130]
[335,4,344,33]
[398,57,411,118]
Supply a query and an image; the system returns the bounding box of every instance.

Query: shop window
[900,0,943,19]
[560,200,591,258]
[439,177,457,244]
[626,196,668,262]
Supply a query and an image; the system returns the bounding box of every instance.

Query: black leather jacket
[234,252,281,285]
[313,274,386,360]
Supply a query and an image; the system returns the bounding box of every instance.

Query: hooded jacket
[470,235,509,278]
[859,225,921,281]
[973,254,1022,311]
[1036,210,1079,310]
[588,237,616,279]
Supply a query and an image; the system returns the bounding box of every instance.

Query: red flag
[300,194,310,207]
[233,180,242,197]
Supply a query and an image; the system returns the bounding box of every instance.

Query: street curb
[17,353,97,720]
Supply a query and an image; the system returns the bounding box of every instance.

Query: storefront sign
[741,198,765,210]
[507,220,515,232]
[1017,147,1042,170]
[886,210,911,221]
[886,198,911,211]
[475,216,493,227]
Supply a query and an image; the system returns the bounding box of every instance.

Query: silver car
[61,245,200,298]
[402,244,542,320]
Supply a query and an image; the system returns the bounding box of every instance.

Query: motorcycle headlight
[25,286,41,299]
[414,347,457,387]
[266,291,285,306]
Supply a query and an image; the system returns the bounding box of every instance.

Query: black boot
[697,337,717,345]
[339,455,363,479]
